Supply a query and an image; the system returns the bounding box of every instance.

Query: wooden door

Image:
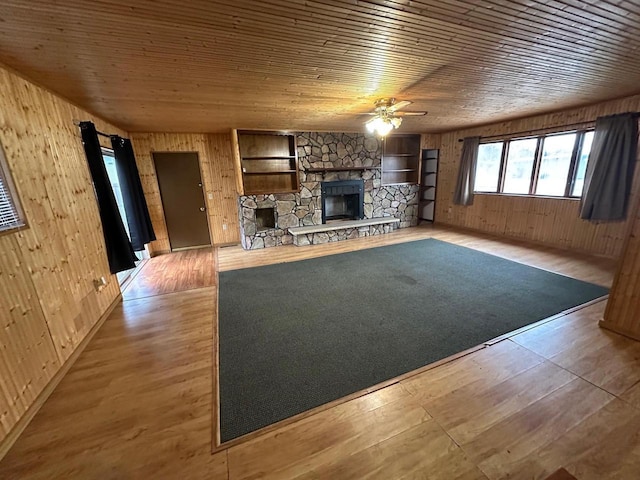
[153,152,211,250]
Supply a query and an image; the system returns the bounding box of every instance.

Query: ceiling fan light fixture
[365,116,384,133]
[366,115,400,137]
[376,119,394,136]
[363,98,415,136]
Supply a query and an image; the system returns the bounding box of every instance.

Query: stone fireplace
[238,132,419,249]
[321,180,364,223]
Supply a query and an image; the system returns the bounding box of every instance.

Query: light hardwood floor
[123,247,216,301]
[2,225,640,479]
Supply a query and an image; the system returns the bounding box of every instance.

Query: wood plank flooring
[217,224,615,286]
[2,225,640,479]
[123,247,215,300]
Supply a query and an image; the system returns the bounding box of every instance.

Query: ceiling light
[366,115,401,137]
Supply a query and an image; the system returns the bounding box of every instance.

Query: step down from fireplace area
[288,217,400,246]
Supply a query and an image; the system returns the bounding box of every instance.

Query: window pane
[535,133,576,196]
[503,138,537,194]
[474,142,503,192]
[571,131,594,197]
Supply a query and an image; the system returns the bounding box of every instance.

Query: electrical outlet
[222,224,227,230]
[93,276,108,292]
[208,193,213,200]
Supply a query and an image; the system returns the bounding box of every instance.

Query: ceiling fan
[361,98,427,136]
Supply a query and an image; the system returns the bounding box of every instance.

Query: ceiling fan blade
[394,111,428,116]
[355,112,378,115]
[388,100,412,112]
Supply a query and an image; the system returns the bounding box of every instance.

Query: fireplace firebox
[321,180,364,223]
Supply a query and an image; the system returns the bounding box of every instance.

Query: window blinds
[0,173,22,231]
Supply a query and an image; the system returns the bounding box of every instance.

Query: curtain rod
[72,119,118,139]
[457,120,596,143]
[458,112,640,143]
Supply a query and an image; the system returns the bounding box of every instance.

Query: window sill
[0,223,29,238]
[474,192,581,201]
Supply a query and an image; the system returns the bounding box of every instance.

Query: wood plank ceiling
[0,0,639,133]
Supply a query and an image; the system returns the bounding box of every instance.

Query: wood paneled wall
[434,94,640,258]
[0,65,123,450]
[602,194,640,340]
[130,132,240,255]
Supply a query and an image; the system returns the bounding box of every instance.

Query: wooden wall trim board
[0,293,121,461]
[205,133,243,245]
[434,94,640,258]
[129,132,241,255]
[230,129,245,196]
[0,64,125,455]
[601,177,640,340]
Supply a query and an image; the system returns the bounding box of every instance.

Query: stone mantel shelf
[306,166,382,172]
[288,217,400,236]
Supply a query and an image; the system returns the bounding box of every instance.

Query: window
[473,129,594,198]
[0,143,25,233]
[101,148,145,285]
[571,131,594,197]
[503,138,538,194]
[475,142,503,192]
[536,133,576,196]
[101,148,130,238]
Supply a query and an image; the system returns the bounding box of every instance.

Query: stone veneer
[239,132,419,249]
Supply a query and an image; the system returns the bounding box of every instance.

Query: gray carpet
[218,238,607,442]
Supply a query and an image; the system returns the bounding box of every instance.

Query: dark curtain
[580,113,639,221]
[453,136,480,206]
[111,136,156,251]
[80,122,137,274]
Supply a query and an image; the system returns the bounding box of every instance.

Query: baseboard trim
[0,293,122,462]
[435,221,620,261]
[215,241,241,248]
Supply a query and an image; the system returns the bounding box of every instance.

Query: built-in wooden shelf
[419,149,439,223]
[382,134,421,186]
[306,166,381,173]
[246,189,298,195]
[234,131,300,195]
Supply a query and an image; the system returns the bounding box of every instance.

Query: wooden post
[600,191,640,341]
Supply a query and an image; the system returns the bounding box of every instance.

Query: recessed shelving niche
[234,131,299,195]
[382,134,421,186]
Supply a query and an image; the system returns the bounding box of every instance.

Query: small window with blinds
[0,143,25,233]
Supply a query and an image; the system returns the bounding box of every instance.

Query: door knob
[198,183,203,187]
[199,207,206,212]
